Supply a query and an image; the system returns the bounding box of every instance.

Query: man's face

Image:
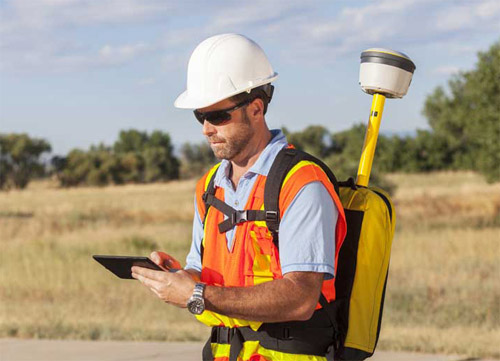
[198,98,255,161]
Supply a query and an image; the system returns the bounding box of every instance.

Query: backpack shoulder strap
[264,147,299,249]
[264,147,340,251]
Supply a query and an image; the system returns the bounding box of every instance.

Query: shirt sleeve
[185,194,203,272]
[278,181,338,280]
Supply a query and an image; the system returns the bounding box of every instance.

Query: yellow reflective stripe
[212,340,327,360]
[196,309,262,330]
[212,343,231,358]
[281,161,327,189]
[201,163,221,251]
[249,230,274,286]
[204,162,222,190]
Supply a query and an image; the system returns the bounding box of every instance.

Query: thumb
[150,251,161,265]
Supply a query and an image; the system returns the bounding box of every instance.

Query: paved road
[1,339,495,361]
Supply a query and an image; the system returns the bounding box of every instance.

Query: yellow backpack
[334,177,395,360]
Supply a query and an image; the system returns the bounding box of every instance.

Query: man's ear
[249,98,265,119]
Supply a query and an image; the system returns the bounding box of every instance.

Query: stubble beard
[208,111,254,160]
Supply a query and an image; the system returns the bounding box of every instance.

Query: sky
[1,0,499,156]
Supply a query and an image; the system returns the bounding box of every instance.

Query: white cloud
[158,0,445,66]
[1,0,173,31]
[138,77,156,86]
[436,0,500,32]
[0,0,174,72]
[160,53,187,72]
[208,1,305,30]
[98,43,150,64]
[432,65,461,76]
[0,41,153,73]
[1,0,499,73]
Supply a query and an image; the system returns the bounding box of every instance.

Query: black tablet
[93,255,164,279]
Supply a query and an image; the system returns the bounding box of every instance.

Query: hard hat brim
[174,74,278,110]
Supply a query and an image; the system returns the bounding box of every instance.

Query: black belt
[202,324,334,361]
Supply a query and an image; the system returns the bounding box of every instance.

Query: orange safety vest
[195,156,347,361]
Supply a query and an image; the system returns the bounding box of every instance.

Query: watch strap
[192,283,206,298]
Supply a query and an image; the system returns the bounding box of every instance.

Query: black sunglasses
[194,98,252,125]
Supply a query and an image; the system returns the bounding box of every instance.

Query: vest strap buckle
[232,210,248,224]
[265,211,278,222]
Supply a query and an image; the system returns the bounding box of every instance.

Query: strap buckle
[202,192,215,204]
[231,210,248,224]
[265,211,278,222]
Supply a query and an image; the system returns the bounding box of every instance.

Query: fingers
[132,266,168,282]
[131,270,163,290]
[132,266,176,304]
[132,266,195,307]
[166,256,182,270]
[164,258,175,268]
[150,251,181,269]
[150,251,161,265]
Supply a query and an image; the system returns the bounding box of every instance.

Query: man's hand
[131,267,196,308]
[150,251,182,270]
[150,251,201,281]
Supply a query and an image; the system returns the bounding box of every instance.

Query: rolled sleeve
[278,181,338,280]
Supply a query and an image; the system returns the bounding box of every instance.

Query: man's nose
[202,120,216,137]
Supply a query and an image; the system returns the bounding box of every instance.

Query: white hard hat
[174,33,278,109]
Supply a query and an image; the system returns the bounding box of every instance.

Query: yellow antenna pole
[356,93,386,187]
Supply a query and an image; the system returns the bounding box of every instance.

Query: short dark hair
[229,84,274,115]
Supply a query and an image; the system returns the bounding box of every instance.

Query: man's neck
[229,130,272,189]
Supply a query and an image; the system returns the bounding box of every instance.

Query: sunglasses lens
[194,98,251,125]
[205,111,231,125]
[194,110,204,124]
[194,110,231,125]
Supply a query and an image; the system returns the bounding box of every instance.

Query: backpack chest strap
[202,192,278,233]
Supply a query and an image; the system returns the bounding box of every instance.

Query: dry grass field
[1,172,499,358]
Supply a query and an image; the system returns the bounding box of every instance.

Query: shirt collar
[214,129,288,187]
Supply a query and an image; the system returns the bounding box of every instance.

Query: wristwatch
[187,283,206,315]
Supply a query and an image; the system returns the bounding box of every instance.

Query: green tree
[423,39,500,182]
[113,129,148,153]
[117,152,145,183]
[0,133,51,189]
[57,149,92,187]
[144,147,180,182]
[113,129,179,182]
[324,123,389,187]
[87,145,118,186]
[55,129,179,187]
[283,124,393,190]
[57,146,118,187]
[283,125,332,158]
[180,142,217,179]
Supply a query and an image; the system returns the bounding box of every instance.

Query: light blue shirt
[185,129,338,279]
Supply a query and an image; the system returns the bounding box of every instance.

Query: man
[132,33,346,361]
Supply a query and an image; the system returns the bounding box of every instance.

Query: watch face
[188,298,204,315]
